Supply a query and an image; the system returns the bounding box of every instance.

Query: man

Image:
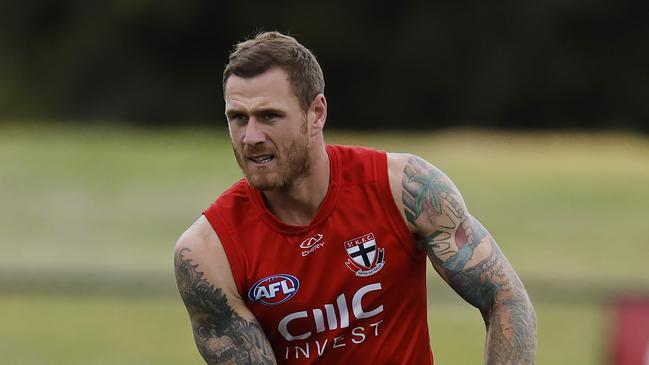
[174,31,536,365]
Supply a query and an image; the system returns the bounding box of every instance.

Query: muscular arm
[394,154,537,364]
[174,216,277,365]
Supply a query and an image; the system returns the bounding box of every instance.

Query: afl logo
[248,274,300,305]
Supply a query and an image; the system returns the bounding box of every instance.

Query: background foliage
[1,1,647,130]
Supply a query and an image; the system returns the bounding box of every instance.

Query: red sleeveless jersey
[204,145,433,364]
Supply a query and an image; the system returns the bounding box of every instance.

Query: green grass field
[1,123,647,364]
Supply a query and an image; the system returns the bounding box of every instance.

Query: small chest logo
[299,233,325,256]
[344,233,385,277]
[248,274,300,305]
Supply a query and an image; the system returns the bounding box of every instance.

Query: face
[224,68,312,191]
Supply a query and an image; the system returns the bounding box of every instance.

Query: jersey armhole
[373,151,422,259]
[202,206,248,299]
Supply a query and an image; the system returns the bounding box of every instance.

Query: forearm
[191,315,277,365]
[443,244,537,365]
[484,287,536,365]
[175,247,277,365]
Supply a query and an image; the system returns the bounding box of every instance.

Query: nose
[242,118,266,145]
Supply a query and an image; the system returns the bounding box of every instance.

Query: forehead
[224,68,299,111]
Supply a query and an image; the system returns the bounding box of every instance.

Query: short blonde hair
[223,31,325,111]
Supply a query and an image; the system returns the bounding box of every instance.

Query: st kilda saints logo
[344,233,385,277]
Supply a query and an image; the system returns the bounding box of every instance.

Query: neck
[262,142,330,226]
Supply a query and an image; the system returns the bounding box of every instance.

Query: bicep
[174,217,276,364]
[394,154,489,271]
[395,155,523,312]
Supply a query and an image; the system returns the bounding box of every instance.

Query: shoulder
[208,178,250,211]
[328,144,391,184]
[386,152,412,178]
[203,179,256,230]
[386,152,457,194]
[174,215,225,277]
[328,143,380,157]
[175,215,219,254]
[385,153,417,232]
[386,153,448,178]
[385,153,462,233]
[174,214,242,300]
[327,143,394,169]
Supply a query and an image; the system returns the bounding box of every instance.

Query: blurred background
[1,1,648,364]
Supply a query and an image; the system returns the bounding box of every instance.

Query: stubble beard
[234,121,311,192]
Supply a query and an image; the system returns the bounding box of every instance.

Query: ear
[308,94,327,137]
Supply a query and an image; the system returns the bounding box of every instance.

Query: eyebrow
[225,107,285,118]
[225,109,244,118]
[254,108,285,116]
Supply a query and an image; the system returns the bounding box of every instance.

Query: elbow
[484,287,536,333]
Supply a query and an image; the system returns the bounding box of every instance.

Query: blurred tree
[0,0,646,131]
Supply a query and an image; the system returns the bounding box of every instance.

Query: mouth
[248,154,275,165]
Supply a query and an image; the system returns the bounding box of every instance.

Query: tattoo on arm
[402,156,480,272]
[402,156,537,365]
[175,248,276,365]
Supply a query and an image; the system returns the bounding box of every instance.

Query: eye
[261,112,280,122]
[228,113,248,124]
